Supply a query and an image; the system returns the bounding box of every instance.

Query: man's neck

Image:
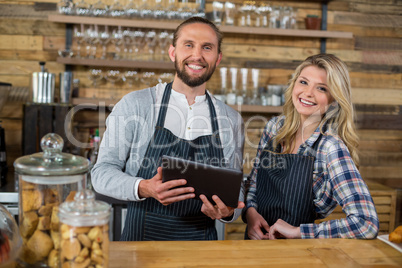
[172,77,206,106]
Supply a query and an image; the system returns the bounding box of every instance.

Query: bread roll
[22,190,43,212]
[27,230,54,260]
[37,216,51,231]
[38,203,54,216]
[20,211,39,238]
[389,225,402,243]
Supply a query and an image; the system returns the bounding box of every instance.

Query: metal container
[31,62,56,103]
[59,72,74,104]
[59,190,111,268]
[14,133,89,267]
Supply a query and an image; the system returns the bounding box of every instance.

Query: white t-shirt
[155,85,213,140]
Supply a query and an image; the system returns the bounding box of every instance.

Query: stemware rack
[48,11,352,114]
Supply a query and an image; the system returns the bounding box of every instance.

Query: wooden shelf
[71,97,283,113]
[57,57,174,69]
[49,14,353,39]
[228,104,283,113]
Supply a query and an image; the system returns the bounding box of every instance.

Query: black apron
[121,83,224,241]
[245,136,318,239]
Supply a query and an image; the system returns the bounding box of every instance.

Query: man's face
[169,23,222,88]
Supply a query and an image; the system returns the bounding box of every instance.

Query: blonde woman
[243,54,379,239]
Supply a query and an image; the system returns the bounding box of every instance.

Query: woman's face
[292,65,334,123]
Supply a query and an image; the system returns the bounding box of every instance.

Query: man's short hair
[172,16,223,54]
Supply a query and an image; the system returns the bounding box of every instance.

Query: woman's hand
[200,195,245,220]
[269,219,301,239]
[245,207,270,240]
[138,167,195,205]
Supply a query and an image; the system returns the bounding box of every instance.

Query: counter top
[109,238,402,267]
[0,171,18,203]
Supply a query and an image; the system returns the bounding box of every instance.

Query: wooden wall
[0,0,401,224]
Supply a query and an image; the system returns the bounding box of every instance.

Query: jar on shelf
[58,190,111,268]
[14,133,90,267]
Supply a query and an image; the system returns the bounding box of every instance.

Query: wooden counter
[109,239,402,267]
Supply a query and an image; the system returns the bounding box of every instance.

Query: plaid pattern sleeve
[300,136,379,239]
[244,117,284,211]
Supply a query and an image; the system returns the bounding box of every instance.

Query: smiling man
[91,17,245,241]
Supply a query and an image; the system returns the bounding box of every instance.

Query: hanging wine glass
[122,28,134,60]
[144,30,157,61]
[108,0,125,17]
[158,72,174,84]
[125,0,139,18]
[74,0,91,16]
[110,26,123,60]
[89,69,103,88]
[99,25,110,59]
[224,2,237,26]
[211,1,224,25]
[166,0,179,20]
[91,0,108,17]
[132,29,145,60]
[257,4,271,28]
[73,24,85,58]
[139,0,153,18]
[85,25,100,59]
[239,1,256,27]
[141,71,157,87]
[153,0,166,19]
[83,25,95,58]
[178,0,193,20]
[106,70,121,86]
[157,31,169,62]
[193,0,206,18]
[123,70,139,87]
[57,0,73,15]
[106,70,122,99]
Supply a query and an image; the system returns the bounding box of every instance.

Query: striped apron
[245,138,318,239]
[121,82,224,241]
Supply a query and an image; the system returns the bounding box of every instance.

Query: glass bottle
[214,67,227,103]
[14,133,89,267]
[58,190,111,268]
[239,68,248,105]
[250,68,261,105]
[226,67,237,105]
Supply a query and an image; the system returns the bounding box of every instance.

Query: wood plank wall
[0,0,401,224]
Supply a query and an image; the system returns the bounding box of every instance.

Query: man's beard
[175,59,217,88]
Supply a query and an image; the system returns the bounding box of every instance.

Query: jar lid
[14,133,89,182]
[59,190,111,227]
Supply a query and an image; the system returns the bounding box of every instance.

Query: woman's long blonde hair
[274,53,360,166]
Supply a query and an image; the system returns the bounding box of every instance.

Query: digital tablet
[161,155,243,208]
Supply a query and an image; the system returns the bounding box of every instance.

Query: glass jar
[0,203,22,266]
[14,133,89,267]
[58,190,111,268]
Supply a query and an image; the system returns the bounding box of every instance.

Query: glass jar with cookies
[14,133,90,267]
[58,189,111,268]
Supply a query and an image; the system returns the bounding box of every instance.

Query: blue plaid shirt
[245,116,379,239]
